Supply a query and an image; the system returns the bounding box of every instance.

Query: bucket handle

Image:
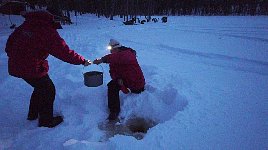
[82,65,104,75]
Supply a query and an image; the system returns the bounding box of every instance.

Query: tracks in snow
[160,44,268,76]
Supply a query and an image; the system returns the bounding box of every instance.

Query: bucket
[83,65,103,87]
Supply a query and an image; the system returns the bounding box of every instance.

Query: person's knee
[47,82,55,96]
[107,80,118,88]
[37,81,55,98]
[44,77,55,95]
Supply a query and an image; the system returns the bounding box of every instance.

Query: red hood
[25,11,54,22]
[23,11,62,29]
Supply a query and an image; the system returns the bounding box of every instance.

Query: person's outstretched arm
[46,29,89,65]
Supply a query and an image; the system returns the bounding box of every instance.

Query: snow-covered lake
[0,14,268,150]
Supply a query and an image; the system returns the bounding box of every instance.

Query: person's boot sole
[39,116,63,128]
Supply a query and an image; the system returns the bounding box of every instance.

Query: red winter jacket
[102,47,145,90]
[5,11,85,79]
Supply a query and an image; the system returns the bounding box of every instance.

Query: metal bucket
[83,65,103,87]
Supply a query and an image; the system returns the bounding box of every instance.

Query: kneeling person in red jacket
[93,39,145,121]
[5,11,91,128]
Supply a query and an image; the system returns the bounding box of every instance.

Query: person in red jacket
[93,39,145,121]
[5,10,91,128]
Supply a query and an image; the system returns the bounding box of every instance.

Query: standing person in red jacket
[5,11,91,128]
[93,39,145,121]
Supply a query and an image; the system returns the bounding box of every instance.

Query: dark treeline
[25,0,268,20]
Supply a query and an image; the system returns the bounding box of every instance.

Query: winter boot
[39,116,63,128]
[27,115,38,121]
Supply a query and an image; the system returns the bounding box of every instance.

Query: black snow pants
[107,80,144,114]
[23,75,55,123]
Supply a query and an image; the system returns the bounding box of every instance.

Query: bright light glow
[107,45,112,50]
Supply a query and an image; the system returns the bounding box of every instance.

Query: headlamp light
[107,45,112,50]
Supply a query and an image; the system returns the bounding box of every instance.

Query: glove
[121,85,130,94]
[84,59,92,66]
[118,79,129,94]
[93,58,103,65]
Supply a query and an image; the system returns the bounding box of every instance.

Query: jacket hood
[23,11,62,29]
[24,11,54,22]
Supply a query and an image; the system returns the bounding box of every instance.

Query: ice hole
[98,117,157,141]
[125,117,157,134]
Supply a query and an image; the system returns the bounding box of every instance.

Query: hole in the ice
[125,117,157,134]
[98,117,158,141]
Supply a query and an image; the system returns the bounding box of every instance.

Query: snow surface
[0,14,268,150]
